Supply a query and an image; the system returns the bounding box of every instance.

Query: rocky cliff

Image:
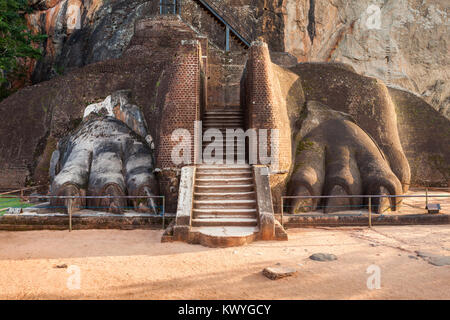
[276,0,449,118]
[23,0,448,118]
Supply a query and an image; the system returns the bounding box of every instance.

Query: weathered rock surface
[276,0,449,118]
[0,15,201,189]
[22,0,449,118]
[416,251,450,266]
[309,253,337,261]
[25,0,254,83]
[262,266,298,280]
[27,0,160,82]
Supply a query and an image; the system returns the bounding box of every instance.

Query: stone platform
[280,212,450,228]
[0,205,174,231]
[1,210,448,231]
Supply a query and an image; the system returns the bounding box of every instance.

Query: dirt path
[0,225,449,299]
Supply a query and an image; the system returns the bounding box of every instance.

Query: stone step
[194,191,256,200]
[203,120,243,124]
[196,166,251,173]
[195,172,251,178]
[202,128,244,132]
[198,154,246,160]
[199,162,249,167]
[193,213,257,220]
[203,115,243,120]
[202,126,244,129]
[201,142,245,146]
[201,149,246,154]
[192,208,257,215]
[203,124,243,129]
[196,177,253,185]
[205,106,242,111]
[191,217,257,227]
[190,226,259,247]
[194,199,256,209]
[204,111,243,116]
[200,154,247,160]
[199,161,248,166]
[203,118,243,121]
[202,141,246,145]
[201,146,246,151]
[196,171,252,178]
[200,148,246,153]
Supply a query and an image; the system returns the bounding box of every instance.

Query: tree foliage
[0,0,45,83]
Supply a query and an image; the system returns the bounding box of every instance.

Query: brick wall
[156,40,203,169]
[155,39,205,212]
[242,41,292,212]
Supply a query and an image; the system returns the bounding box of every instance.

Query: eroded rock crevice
[307,0,315,44]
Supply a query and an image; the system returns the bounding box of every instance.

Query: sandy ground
[0,225,449,300]
[396,189,449,214]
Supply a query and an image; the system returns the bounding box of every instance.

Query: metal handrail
[159,0,182,15]
[280,193,449,228]
[193,0,253,48]
[0,185,47,196]
[1,194,166,231]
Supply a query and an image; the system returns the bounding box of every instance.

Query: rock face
[25,0,255,82]
[1,2,448,208]
[0,15,201,190]
[276,0,449,118]
[27,0,160,82]
[24,0,449,117]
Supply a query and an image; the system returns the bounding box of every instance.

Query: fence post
[281,197,284,228]
[225,25,230,51]
[68,198,73,232]
[368,197,372,228]
[425,188,428,210]
[162,196,166,230]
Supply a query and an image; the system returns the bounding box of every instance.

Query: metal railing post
[68,198,73,232]
[162,196,166,230]
[225,25,230,51]
[281,197,284,228]
[368,197,372,228]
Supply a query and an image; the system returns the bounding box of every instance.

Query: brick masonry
[242,41,292,212]
[154,39,206,213]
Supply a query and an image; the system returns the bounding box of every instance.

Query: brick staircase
[164,33,288,247]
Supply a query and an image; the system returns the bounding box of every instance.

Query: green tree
[0,0,45,84]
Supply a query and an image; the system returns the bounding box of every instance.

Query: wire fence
[281,192,449,228]
[1,193,166,231]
